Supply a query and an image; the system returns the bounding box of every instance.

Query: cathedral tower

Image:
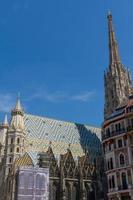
[4,98,25,178]
[104,13,133,119]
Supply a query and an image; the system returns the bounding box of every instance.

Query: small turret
[10,97,24,131]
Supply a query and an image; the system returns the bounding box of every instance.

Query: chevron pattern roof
[23,114,102,165]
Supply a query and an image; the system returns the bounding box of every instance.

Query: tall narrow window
[112,176,115,188]
[17,138,20,144]
[110,158,113,169]
[9,157,12,163]
[122,173,127,189]
[16,147,20,153]
[120,154,125,166]
[118,139,122,148]
[109,178,112,189]
[11,138,13,144]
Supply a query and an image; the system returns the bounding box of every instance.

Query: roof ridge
[24,113,101,129]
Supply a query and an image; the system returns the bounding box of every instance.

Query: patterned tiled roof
[15,152,33,167]
[24,114,102,165]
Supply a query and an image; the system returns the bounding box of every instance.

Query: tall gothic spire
[108,12,121,65]
[104,13,133,119]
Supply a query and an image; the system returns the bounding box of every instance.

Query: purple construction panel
[17,167,49,200]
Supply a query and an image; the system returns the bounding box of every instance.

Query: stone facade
[102,96,133,200]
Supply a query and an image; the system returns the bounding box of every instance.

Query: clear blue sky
[0,0,133,127]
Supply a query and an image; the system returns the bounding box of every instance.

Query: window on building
[123,138,127,146]
[9,157,12,163]
[106,128,110,137]
[107,160,110,170]
[17,138,20,144]
[11,138,13,144]
[109,143,111,151]
[119,154,125,166]
[131,118,133,128]
[10,148,13,153]
[115,124,118,132]
[118,139,122,148]
[16,147,20,153]
[114,141,116,149]
[121,121,125,130]
[111,124,114,134]
[112,176,115,188]
[109,178,112,189]
[110,158,114,169]
[121,172,127,189]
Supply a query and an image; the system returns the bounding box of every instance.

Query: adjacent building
[102,13,133,200]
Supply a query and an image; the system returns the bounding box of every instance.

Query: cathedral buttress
[104,13,133,119]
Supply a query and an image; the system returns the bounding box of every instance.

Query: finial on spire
[17,92,20,99]
[107,10,112,17]
[14,94,22,111]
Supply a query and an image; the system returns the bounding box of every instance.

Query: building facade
[102,13,133,200]
[102,96,133,200]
